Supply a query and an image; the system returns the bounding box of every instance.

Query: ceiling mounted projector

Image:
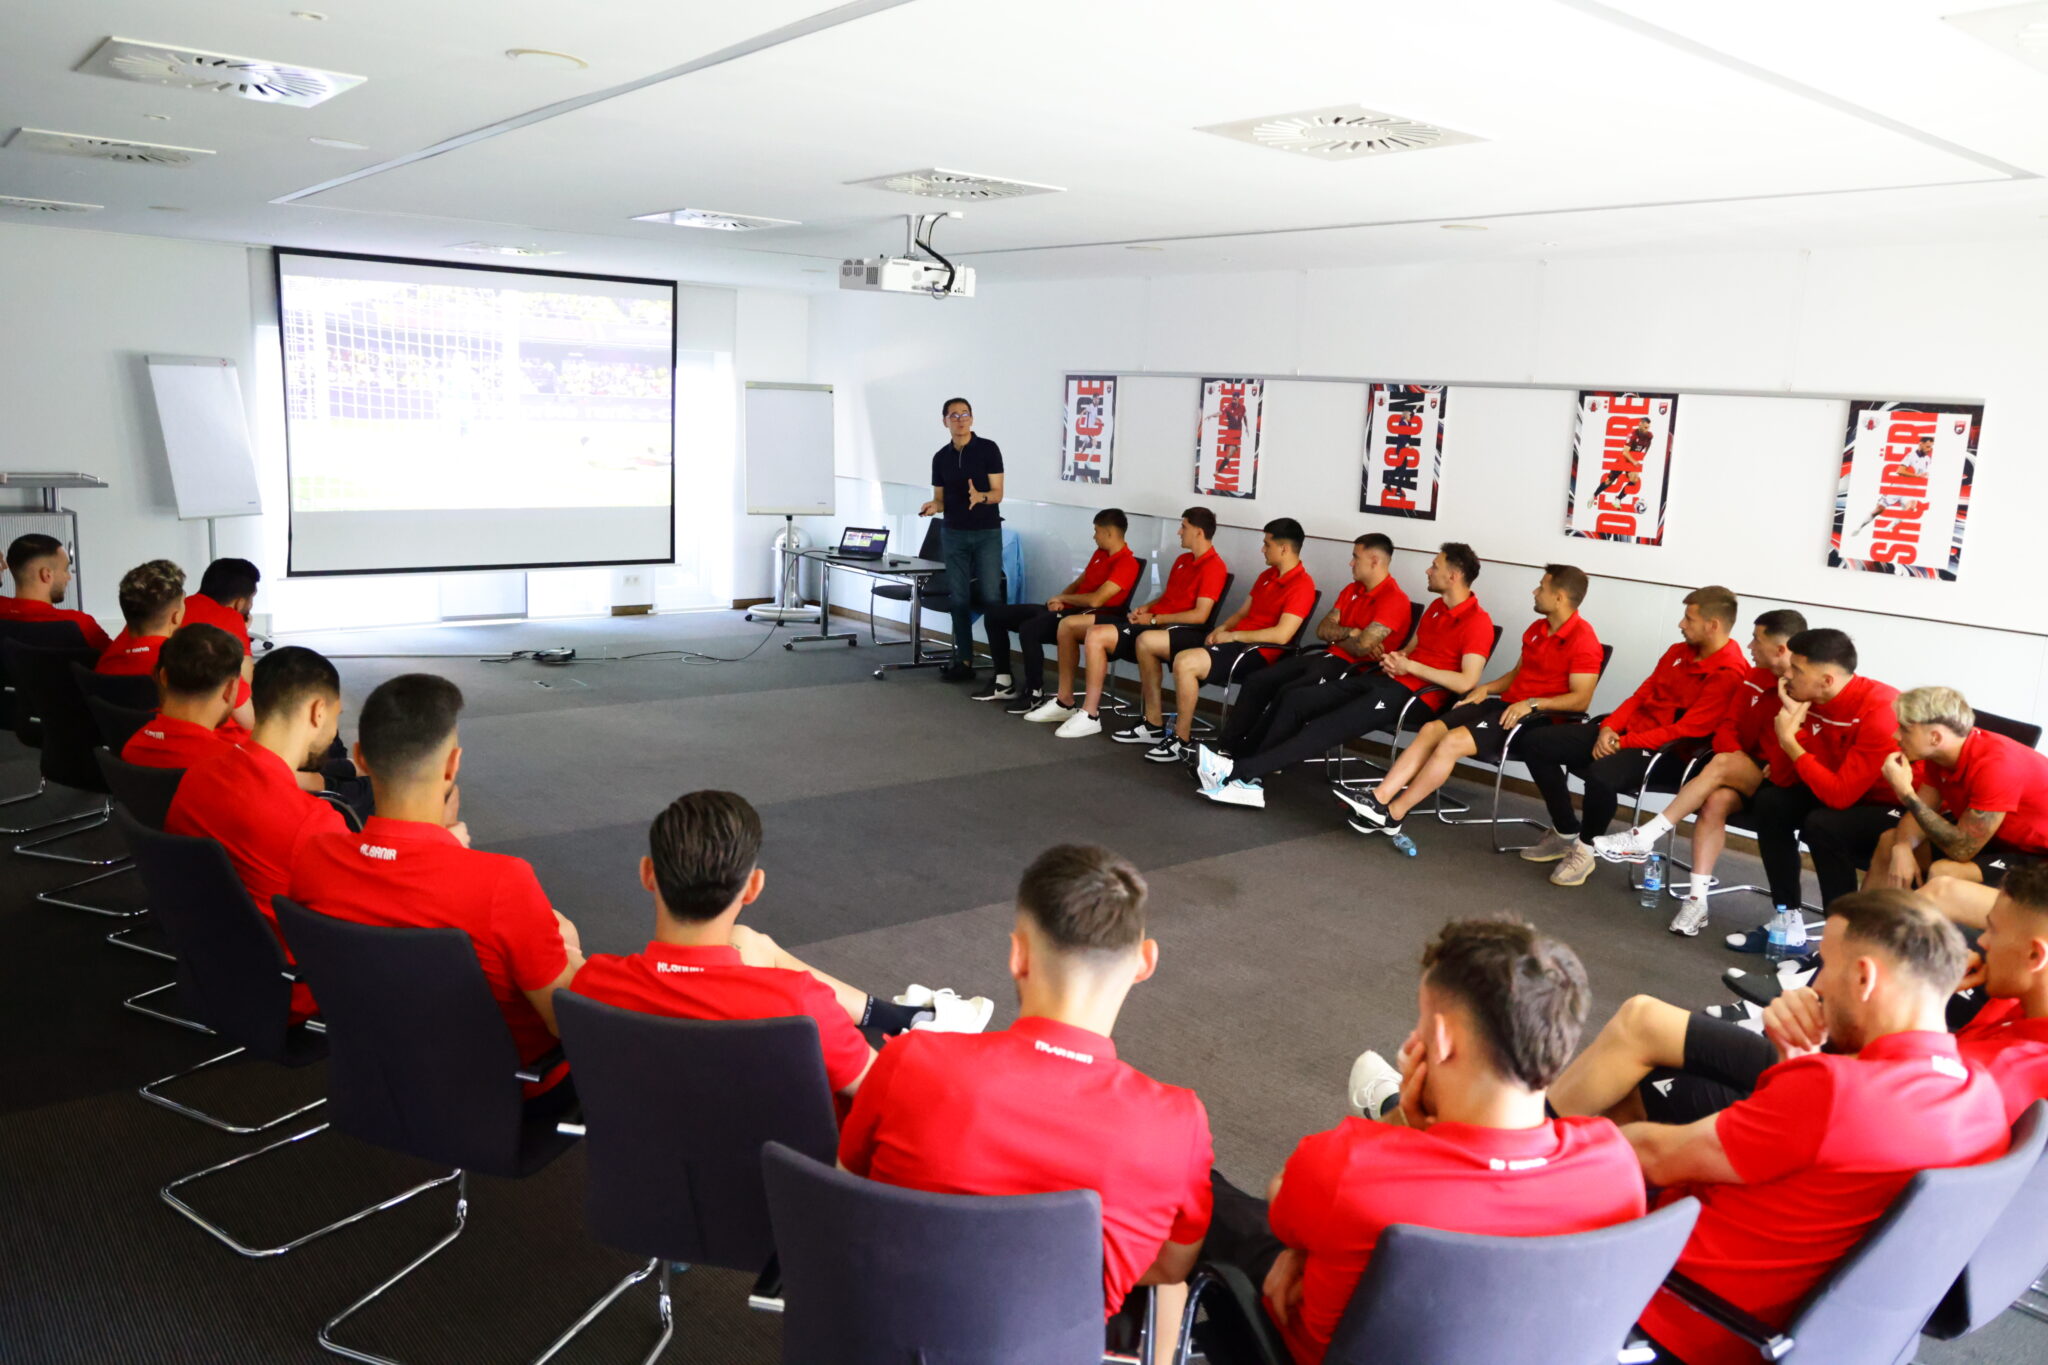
[840,213,975,298]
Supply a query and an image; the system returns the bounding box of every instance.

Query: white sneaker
[1054,712,1102,739]
[1668,897,1710,937]
[1022,696,1078,724]
[1202,778,1264,808]
[901,986,994,1034]
[1592,826,1659,864]
[1348,1049,1403,1119]
[1194,744,1233,788]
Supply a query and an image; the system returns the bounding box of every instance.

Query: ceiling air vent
[1198,105,1481,160]
[631,207,799,231]
[848,168,1063,200]
[77,36,366,108]
[0,195,103,214]
[5,128,214,167]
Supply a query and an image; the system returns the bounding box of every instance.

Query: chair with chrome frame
[1176,591,1324,744]
[5,640,128,909]
[1658,1100,2045,1365]
[1100,572,1236,721]
[0,618,98,833]
[762,1140,1116,1365]
[1171,1198,1700,1365]
[272,897,581,1365]
[531,992,841,1364]
[866,519,949,655]
[1322,624,1507,803]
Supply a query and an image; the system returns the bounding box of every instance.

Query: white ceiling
[2,0,2045,289]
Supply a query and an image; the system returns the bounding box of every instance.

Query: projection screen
[277,250,676,575]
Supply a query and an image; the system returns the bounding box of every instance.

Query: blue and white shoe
[1202,778,1265,808]
[1194,744,1233,790]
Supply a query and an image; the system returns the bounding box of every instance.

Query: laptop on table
[836,527,890,560]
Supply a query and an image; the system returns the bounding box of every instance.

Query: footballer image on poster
[1060,374,1116,484]
[1194,377,1263,499]
[1360,384,1449,519]
[1829,399,1983,580]
[1564,391,1678,546]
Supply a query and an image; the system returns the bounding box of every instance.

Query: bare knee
[1613,993,1686,1056]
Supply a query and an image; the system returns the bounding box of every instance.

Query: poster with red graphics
[1564,390,1677,546]
[1194,377,1263,499]
[1059,374,1116,484]
[1361,383,1448,519]
[1829,399,1983,579]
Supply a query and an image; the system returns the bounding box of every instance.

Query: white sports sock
[1640,814,1674,841]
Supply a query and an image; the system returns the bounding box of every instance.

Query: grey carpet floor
[0,610,2037,1362]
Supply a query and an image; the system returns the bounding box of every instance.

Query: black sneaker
[1112,721,1166,745]
[1003,692,1046,716]
[1143,736,1185,763]
[970,678,1019,702]
[939,663,976,683]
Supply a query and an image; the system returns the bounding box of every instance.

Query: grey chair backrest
[554,991,840,1272]
[1919,1101,2048,1342]
[1322,1198,1700,1365]
[1777,1105,2042,1362]
[762,1141,1106,1365]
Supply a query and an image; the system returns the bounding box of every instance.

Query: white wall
[809,244,2048,725]
[0,222,815,631]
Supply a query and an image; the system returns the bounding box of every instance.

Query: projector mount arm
[904,212,961,298]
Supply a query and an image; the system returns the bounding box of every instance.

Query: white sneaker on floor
[1054,711,1102,739]
[1592,826,1658,864]
[1202,778,1265,808]
[1023,696,1078,724]
[1668,897,1711,937]
[906,987,994,1034]
[1348,1049,1403,1119]
[1194,744,1233,788]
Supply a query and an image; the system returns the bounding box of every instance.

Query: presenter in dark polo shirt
[919,396,1005,682]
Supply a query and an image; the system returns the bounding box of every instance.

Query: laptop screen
[839,527,888,556]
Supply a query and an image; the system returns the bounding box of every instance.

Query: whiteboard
[744,381,835,517]
[145,355,262,520]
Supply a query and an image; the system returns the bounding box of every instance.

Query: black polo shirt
[931,435,1005,531]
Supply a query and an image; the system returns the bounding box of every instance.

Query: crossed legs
[1369,717,1481,822]
[1547,993,1694,1124]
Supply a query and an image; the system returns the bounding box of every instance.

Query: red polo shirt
[1641,1031,2009,1365]
[96,630,166,676]
[166,742,349,1021]
[122,713,236,770]
[1149,548,1228,619]
[1233,564,1318,663]
[1071,546,1142,609]
[1957,1002,2048,1124]
[1713,665,1782,758]
[1763,673,1902,808]
[1327,577,1413,666]
[1925,728,2048,854]
[288,816,570,1090]
[1394,593,1496,701]
[180,592,253,655]
[1605,639,1747,751]
[1269,1116,1645,1365]
[1502,612,1604,704]
[0,596,111,653]
[570,941,870,1096]
[839,1015,1214,1317]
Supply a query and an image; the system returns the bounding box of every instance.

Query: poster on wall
[1828,399,1983,580]
[1564,390,1678,546]
[1059,374,1116,484]
[1360,383,1449,519]
[1194,377,1263,498]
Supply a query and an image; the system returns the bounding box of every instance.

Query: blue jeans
[940,526,1005,665]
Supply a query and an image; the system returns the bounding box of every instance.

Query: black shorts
[1440,697,1514,763]
[1972,843,2040,887]
[1637,1015,1776,1126]
[1201,641,1271,680]
[1062,604,1127,626]
[1110,622,1205,663]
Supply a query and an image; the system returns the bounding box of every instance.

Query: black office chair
[5,642,128,914]
[1921,1100,2048,1342]
[763,1141,1109,1365]
[0,618,93,831]
[84,694,155,756]
[71,663,157,716]
[1977,707,2044,751]
[1101,572,1237,720]
[1180,590,1324,741]
[1661,1102,2045,1364]
[1175,1198,1699,1365]
[95,751,184,961]
[273,898,579,1364]
[532,993,841,1363]
[1323,623,1507,798]
[867,520,947,655]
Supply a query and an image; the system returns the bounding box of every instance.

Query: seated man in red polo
[1336,563,1601,844]
[974,507,1141,715]
[2,533,110,653]
[289,673,583,1107]
[167,646,357,1020]
[1955,861,2048,1123]
[96,559,188,677]
[571,789,991,1106]
[179,557,260,657]
[1597,891,2009,1365]
[1864,686,2048,931]
[840,844,1213,1343]
[121,624,247,768]
[1197,918,1645,1365]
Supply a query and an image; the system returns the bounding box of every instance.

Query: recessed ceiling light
[505,48,588,70]
[630,207,798,231]
[308,136,369,150]
[447,241,564,257]
[78,36,366,107]
[849,168,1063,200]
[1440,223,1488,231]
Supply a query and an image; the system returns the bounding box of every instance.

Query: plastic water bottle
[1637,853,1664,909]
[1389,830,1418,857]
[1781,908,1810,957]
[1763,908,1792,965]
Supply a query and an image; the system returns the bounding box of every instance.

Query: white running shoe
[1194,744,1233,788]
[1023,696,1078,724]
[899,986,994,1034]
[1592,826,1659,864]
[1348,1049,1403,1119]
[1054,712,1102,739]
[1668,897,1711,937]
[1202,778,1265,808]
